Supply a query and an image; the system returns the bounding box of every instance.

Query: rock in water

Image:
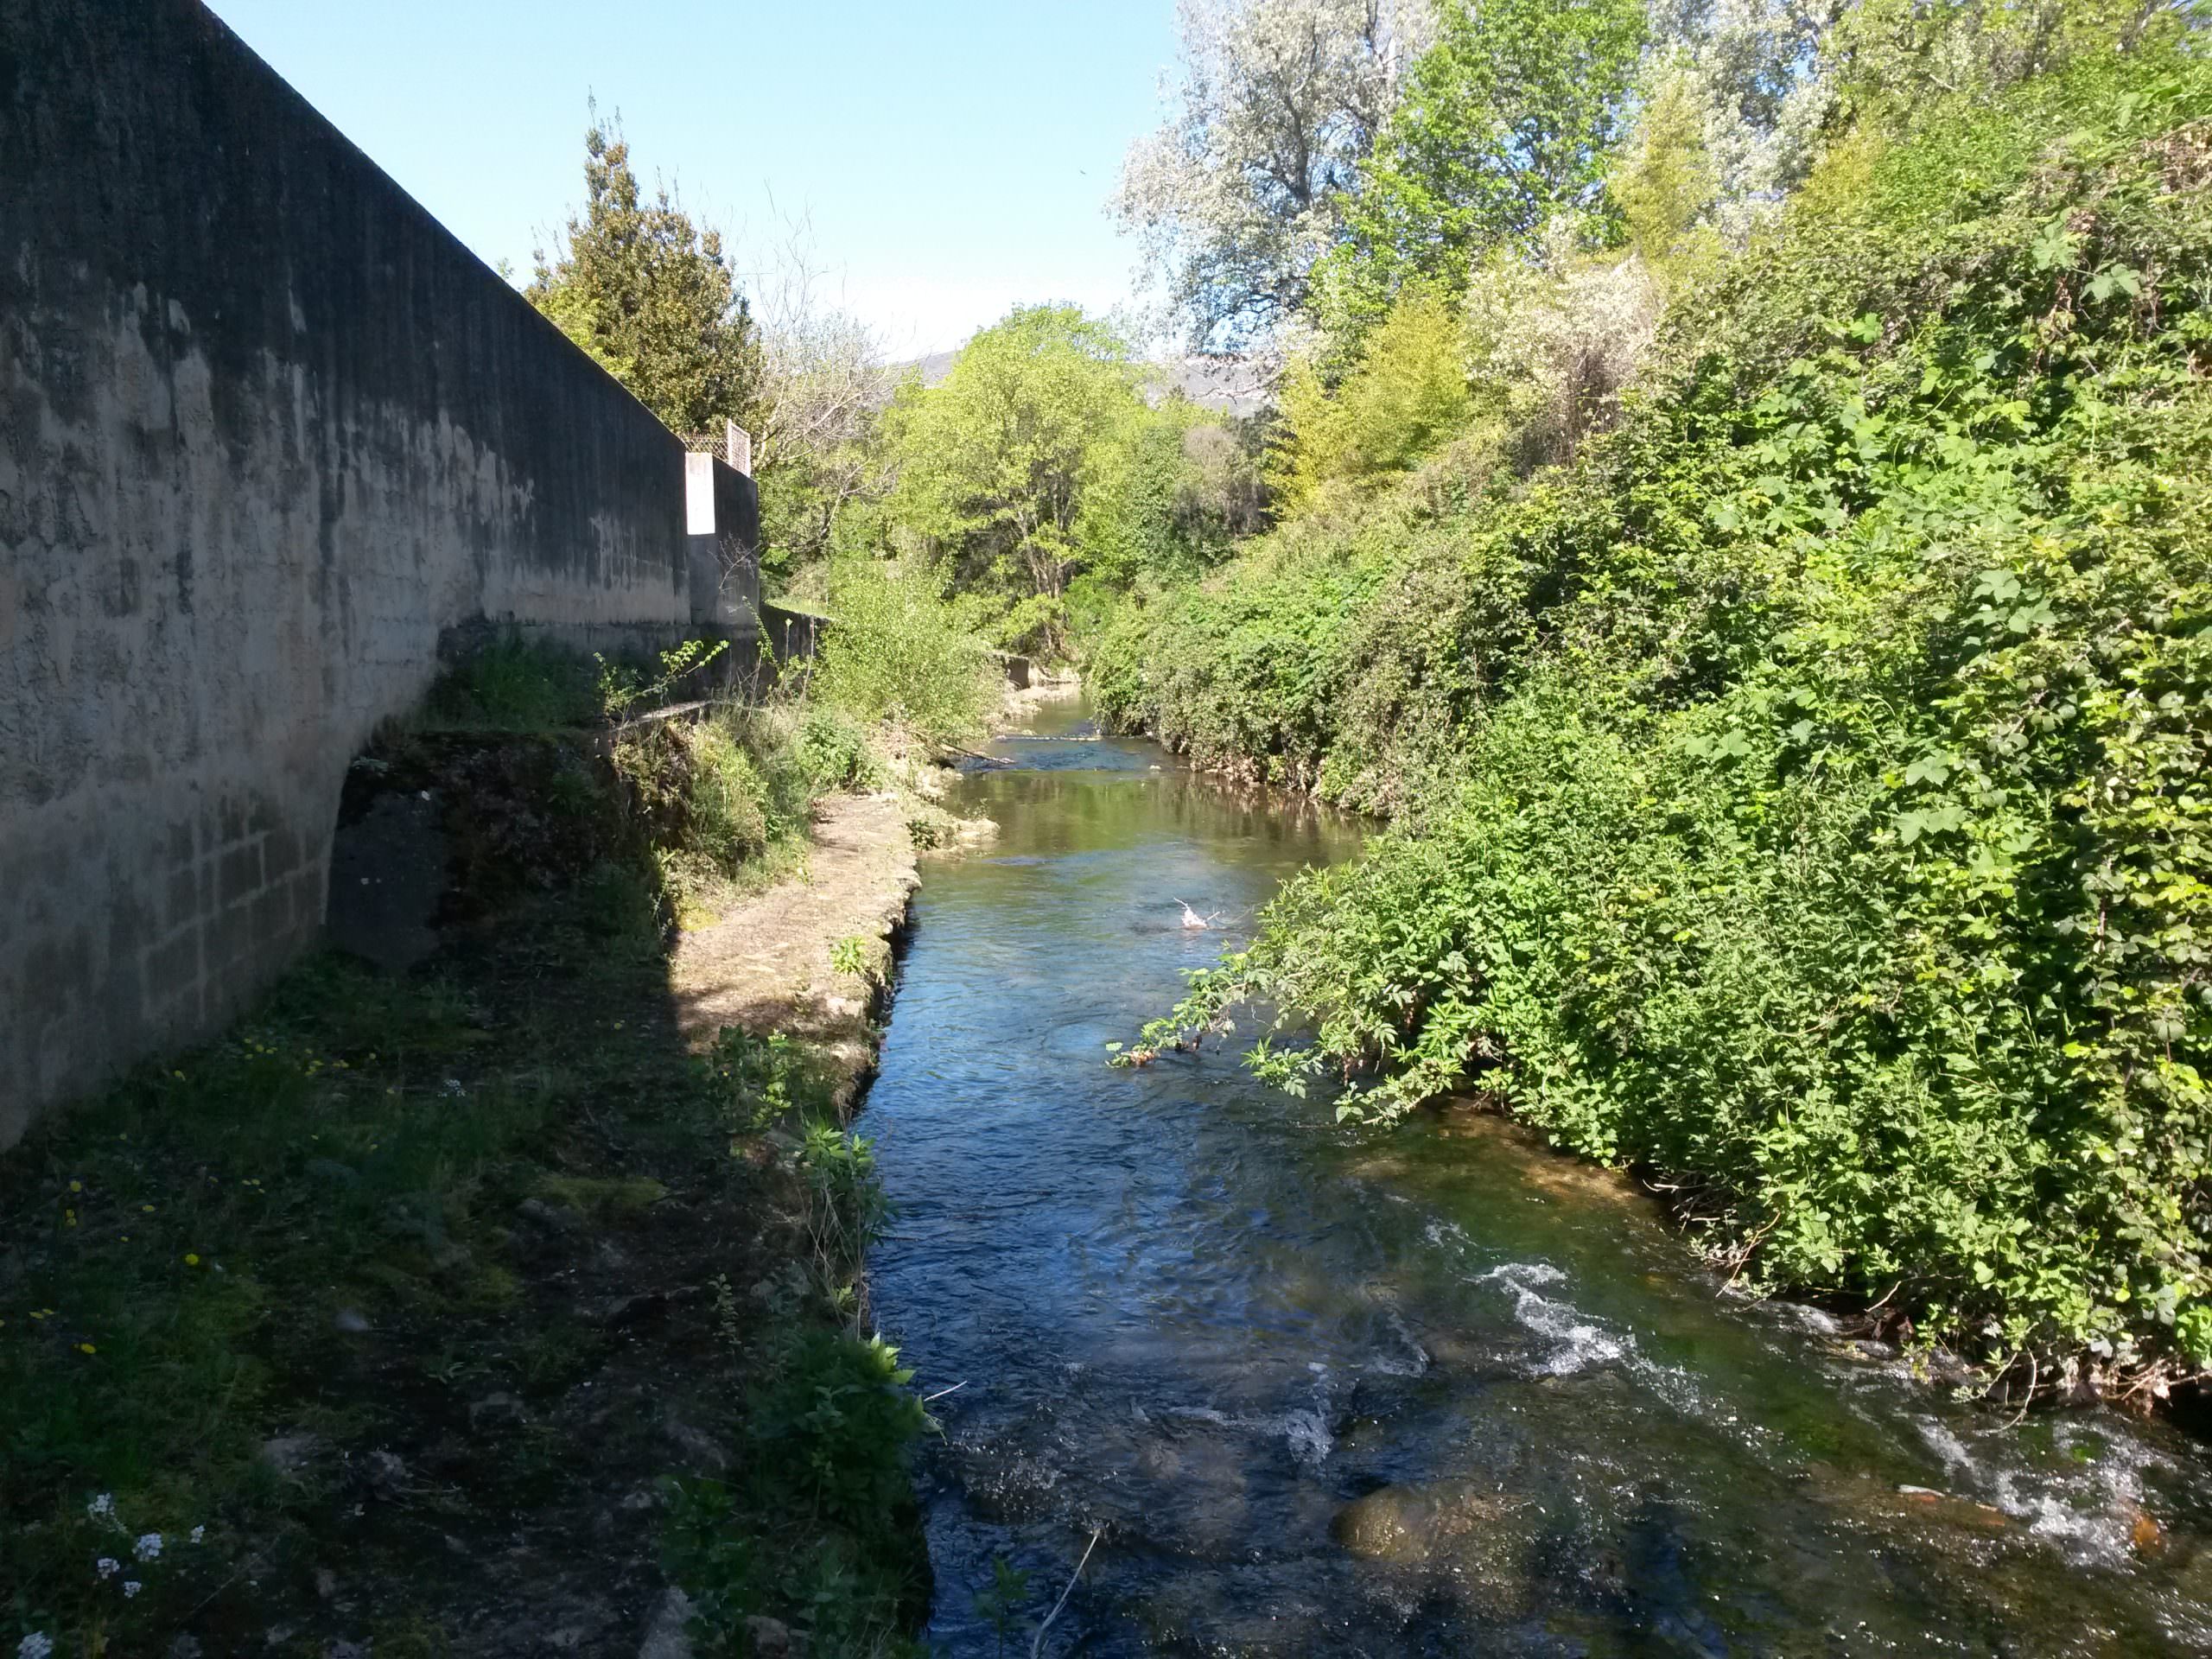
[1330,1478,1515,1562]
[638,1587,693,1659]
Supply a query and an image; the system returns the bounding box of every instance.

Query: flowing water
[863,700,2212,1656]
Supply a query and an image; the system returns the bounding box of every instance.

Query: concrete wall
[760,605,828,664]
[687,452,763,632]
[0,0,754,1145]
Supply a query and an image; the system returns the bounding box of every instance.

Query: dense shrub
[811,559,1000,743]
[614,708,826,910]
[1118,50,2212,1387]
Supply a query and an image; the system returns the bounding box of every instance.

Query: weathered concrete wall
[0,0,753,1144]
[686,453,763,632]
[760,605,828,664]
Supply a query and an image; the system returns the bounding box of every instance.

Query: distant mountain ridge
[890,351,1271,418]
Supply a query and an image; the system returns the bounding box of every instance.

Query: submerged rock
[1330,1478,1519,1562]
[467,1392,527,1432]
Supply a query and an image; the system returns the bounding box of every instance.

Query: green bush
[682,724,775,871]
[615,709,824,909]
[812,559,999,744]
[1125,49,2212,1384]
[1271,283,1477,512]
[792,704,874,791]
[664,1331,928,1654]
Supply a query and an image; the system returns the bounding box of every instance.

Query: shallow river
[862,701,2212,1656]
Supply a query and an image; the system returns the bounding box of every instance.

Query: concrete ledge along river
[861,698,2212,1656]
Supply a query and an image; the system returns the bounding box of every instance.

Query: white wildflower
[190,1525,206,1543]
[96,1555,120,1579]
[133,1531,163,1561]
[20,1634,56,1659]
[123,1580,143,1599]
[86,1491,116,1522]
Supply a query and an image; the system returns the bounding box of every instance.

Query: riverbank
[0,730,933,1656]
[1090,50,2212,1399]
[674,791,920,1116]
[866,707,2212,1654]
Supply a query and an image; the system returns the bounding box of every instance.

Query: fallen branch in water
[940,742,1013,766]
[1031,1527,1102,1658]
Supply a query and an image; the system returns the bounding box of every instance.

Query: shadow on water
[864,701,2212,1656]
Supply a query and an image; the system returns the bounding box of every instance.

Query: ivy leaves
[1110,45,2212,1382]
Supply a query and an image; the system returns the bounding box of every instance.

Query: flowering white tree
[744,214,899,578]
[1462,223,1668,465]
[1115,0,1437,351]
[1643,0,1843,242]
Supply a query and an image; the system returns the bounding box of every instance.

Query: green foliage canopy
[1272,282,1476,511]
[1313,0,1649,339]
[874,306,1262,655]
[885,306,1144,607]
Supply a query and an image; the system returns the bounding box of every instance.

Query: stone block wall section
[0,0,759,1146]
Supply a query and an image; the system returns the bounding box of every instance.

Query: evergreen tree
[528,111,760,445]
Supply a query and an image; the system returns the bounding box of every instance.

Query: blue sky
[204,0,1180,356]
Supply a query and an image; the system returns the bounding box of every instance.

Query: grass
[417,633,606,733]
[2,950,596,1649]
[0,711,928,1656]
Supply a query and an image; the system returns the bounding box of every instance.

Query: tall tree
[1313,0,1647,339]
[1116,0,1437,351]
[528,112,760,445]
[747,220,899,582]
[884,306,1147,619]
[1640,0,1841,245]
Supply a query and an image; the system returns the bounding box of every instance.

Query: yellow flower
[78,1343,97,1355]
[184,1254,201,1267]
[141,1205,155,1214]
[68,1180,82,1194]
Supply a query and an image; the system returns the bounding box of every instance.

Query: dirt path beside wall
[671,791,920,1114]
